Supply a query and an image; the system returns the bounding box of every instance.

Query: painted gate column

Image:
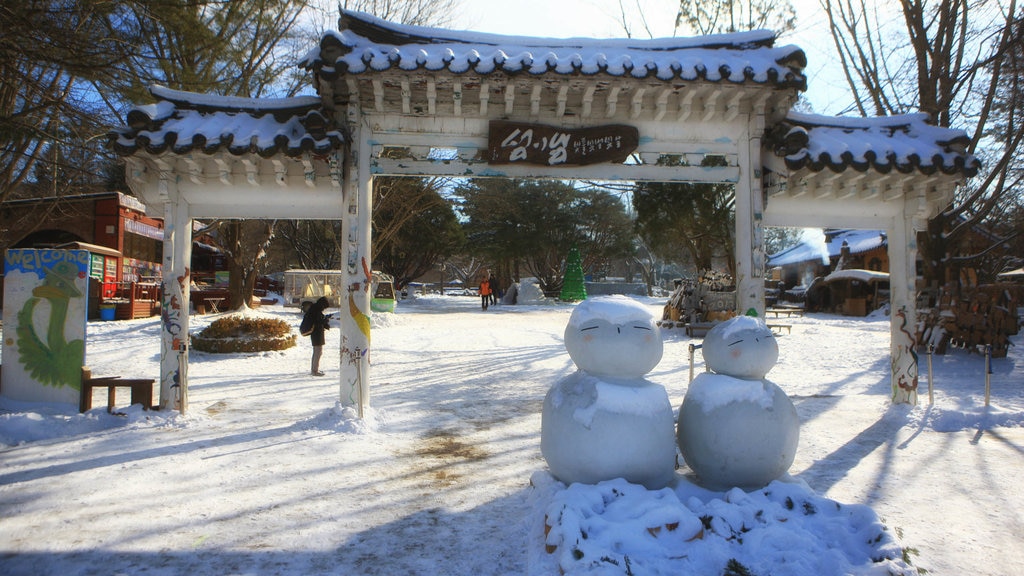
[735,112,767,315]
[160,191,192,412]
[887,200,920,405]
[338,110,372,415]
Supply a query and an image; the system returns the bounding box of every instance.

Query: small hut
[823,269,890,316]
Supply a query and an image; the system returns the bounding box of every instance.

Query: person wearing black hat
[299,296,331,376]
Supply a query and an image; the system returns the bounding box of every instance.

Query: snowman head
[563,296,663,379]
[702,316,778,379]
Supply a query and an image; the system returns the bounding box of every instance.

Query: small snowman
[541,295,676,490]
[676,315,800,491]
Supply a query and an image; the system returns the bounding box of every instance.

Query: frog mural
[2,250,90,403]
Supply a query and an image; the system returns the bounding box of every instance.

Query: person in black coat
[300,296,331,376]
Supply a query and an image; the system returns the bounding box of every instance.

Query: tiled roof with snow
[300,10,806,88]
[824,269,890,284]
[109,86,345,158]
[768,229,886,267]
[770,112,979,177]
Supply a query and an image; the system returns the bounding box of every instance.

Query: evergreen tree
[559,246,587,302]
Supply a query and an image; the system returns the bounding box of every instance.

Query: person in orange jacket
[479,273,492,310]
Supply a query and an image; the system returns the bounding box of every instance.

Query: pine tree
[559,246,587,302]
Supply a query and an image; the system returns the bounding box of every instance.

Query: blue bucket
[100,306,116,321]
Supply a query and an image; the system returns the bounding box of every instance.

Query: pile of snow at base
[516,277,548,303]
[529,471,911,576]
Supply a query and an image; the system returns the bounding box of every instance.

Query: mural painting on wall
[2,249,90,404]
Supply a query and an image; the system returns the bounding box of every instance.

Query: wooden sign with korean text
[488,121,639,166]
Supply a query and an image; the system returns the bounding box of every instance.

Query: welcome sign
[2,249,90,403]
[488,120,639,166]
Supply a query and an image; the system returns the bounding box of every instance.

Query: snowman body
[676,316,800,491]
[541,296,676,490]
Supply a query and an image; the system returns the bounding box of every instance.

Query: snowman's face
[563,297,663,379]
[702,317,778,379]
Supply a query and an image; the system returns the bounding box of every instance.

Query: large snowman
[541,296,676,490]
[677,315,800,490]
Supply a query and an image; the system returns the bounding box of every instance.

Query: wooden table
[206,297,225,313]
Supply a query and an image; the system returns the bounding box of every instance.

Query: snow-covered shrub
[191,315,296,353]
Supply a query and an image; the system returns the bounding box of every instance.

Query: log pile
[659,271,736,329]
[919,283,1022,358]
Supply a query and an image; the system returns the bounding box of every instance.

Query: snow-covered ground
[1,294,1022,575]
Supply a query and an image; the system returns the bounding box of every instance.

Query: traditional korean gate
[112,11,977,413]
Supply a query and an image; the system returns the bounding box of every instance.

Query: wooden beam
[606,84,622,117]
[426,78,437,115]
[453,80,463,116]
[582,85,595,118]
[504,83,515,115]
[678,90,697,122]
[654,88,672,122]
[241,157,260,186]
[835,172,865,200]
[530,83,542,116]
[556,83,569,117]
[346,79,360,107]
[301,152,316,187]
[724,91,744,122]
[372,79,384,112]
[703,90,721,122]
[371,156,739,182]
[480,81,490,116]
[213,155,232,186]
[882,184,904,202]
[272,158,287,186]
[184,156,204,185]
[400,78,411,114]
[630,87,646,119]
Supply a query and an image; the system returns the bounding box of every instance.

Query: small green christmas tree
[559,246,587,302]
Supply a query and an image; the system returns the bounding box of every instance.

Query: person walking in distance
[488,270,499,306]
[479,274,492,310]
[300,296,331,376]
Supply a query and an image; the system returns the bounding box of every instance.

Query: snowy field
[1,294,1023,575]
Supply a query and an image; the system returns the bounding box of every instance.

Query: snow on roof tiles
[300,10,806,88]
[768,229,886,267]
[770,112,980,177]
[109,86,344,158]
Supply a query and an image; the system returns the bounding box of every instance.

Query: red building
[2,192,164,318]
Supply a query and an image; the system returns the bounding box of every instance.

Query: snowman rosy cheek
[728,340,744,358]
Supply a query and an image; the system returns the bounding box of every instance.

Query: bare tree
[0,1,127,252]
[108,0,312,310]
[674,0,797,35]
[823,0,1024,288]
[616,0,796,37]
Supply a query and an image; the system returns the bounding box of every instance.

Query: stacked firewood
[659,271,737,328]
[919,283,1022,358]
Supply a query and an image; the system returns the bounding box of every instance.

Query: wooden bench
[766,308,804,318]
[768,323,792,334]
[79,367,156,413]
[685,322,717,338]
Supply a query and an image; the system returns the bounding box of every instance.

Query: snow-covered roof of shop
[109,86,344,158]
[768,229,886,267]
[769,112,979,177]
[824,269,890,284]
[300,10,806,88]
